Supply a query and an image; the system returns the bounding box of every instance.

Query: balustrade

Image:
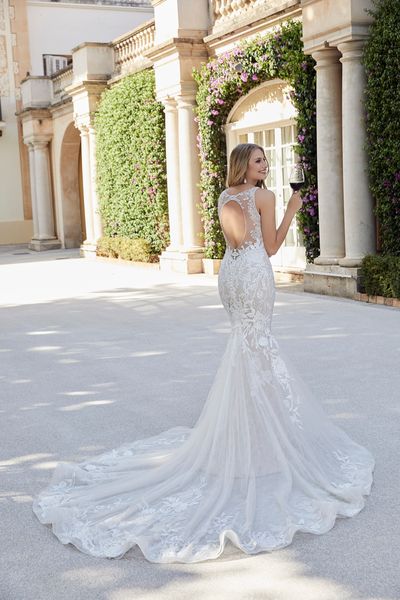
[113,20,155,76]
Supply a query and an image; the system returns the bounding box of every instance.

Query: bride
[33,143,375,563]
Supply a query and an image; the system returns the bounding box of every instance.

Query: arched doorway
[225,80,306,269]
[59,122,85,248]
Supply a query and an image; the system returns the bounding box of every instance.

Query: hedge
[361,255,400,298]
[94,70,169,256]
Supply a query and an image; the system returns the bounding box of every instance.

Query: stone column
[88,125,103,242]
[163,97,183,250]
[78,124,95,251]
[338,41,376,266]
[312,49,345,264]
[27,143,39,239]
[176,95,203,251]
[28,139,61,251]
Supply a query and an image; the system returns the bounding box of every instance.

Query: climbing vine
[95,70,169,255]
[363,0,400,256]
[193,20,318,261]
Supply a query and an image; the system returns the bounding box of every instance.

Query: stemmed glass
[289,164,305,191]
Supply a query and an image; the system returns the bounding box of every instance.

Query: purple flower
[216,98,225,105]
[383,180,391,188]
[298,134,305,143]
[207,120,214,126]
[211,109,219,116]
[301,61,308,71]
[251,74,258,81]
[240,72,249,82]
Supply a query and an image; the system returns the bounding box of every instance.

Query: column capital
[338,40,366,63]
[162,97,178,112]
[23,135,52,148]
[312,48,341,69]
[176,95,196,109]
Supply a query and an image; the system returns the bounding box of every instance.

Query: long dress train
[32,186,375,563]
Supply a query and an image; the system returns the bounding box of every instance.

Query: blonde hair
[226,143,268,188]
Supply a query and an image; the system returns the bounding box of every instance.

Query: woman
[33,143,375,563]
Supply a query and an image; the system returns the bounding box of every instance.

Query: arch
[59,122,85,248]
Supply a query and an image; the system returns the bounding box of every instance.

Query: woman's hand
[287,191,303,213]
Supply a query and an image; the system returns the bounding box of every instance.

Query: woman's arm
[255,188,302,257]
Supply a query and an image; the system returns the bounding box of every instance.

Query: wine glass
[289,164,305,192]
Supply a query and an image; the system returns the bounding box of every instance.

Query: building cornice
[144,37,208,62]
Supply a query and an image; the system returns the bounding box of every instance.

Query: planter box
[202,258,221,275]
[354,292,400,308]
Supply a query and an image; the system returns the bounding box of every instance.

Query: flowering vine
[363,0,400,256]
[193,20,318,261]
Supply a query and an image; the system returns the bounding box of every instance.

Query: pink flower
[251,74,258,81]
[240,72,248,82]
[207,120,214,126]
[211,109,219,116]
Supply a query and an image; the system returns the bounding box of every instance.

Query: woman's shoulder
[255,187,275,201]
[255,187,275,212]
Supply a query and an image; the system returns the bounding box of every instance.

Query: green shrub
[361,255,400,298]
[96,236,153,263]
[94,70,169,255]
[363,0,400,256]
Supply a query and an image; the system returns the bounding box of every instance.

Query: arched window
[225,80,306,269]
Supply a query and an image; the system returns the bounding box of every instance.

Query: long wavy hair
[226,143,269,188]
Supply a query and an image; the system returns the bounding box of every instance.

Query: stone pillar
[313,49,345,264]
[162,97,183,250]
[27,143,39,239]
[338,40,376,266]
[160,95,204,273]
[176,95,203,252]
[88,125,103,242]
[78,124,95,253]
[28,138,61,251]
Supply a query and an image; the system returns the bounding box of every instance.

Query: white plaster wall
[0,0,24,225]
[0,96,24,221]
[26,1,154,75]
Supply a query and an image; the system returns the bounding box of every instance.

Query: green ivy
[94,70,169,255]
[193,20,318,261]
[363,0,400,256]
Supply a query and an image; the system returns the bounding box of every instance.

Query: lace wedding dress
[33,186,375,563]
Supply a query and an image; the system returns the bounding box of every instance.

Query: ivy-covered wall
[94,70,169,255]
[364,0,400,256]
[193,21,318,262]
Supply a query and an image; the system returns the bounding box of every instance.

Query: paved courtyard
[0,247,399,600]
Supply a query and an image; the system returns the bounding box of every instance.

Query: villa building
[1,0,375,297]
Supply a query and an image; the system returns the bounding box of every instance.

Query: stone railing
[51,65,73,105]
[210,0,296,32]
[112,19,156,77]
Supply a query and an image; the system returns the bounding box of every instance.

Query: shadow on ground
[0,280,398,600]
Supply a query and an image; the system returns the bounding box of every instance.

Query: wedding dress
[33,186,375,563]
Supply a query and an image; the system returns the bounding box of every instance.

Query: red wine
[290,181,303,191]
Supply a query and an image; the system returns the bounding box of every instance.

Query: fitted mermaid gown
[33,186,375,563]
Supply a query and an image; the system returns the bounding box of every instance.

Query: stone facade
[4,0,379,298]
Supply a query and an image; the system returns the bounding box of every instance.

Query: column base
[80,241,98,258]
[314,255,343,266]
[159,248,204,274]
[338,257,363,267]
[304,263,361,298]
[29,238,62,251]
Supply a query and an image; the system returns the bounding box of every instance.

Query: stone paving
[0,248,399,600]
